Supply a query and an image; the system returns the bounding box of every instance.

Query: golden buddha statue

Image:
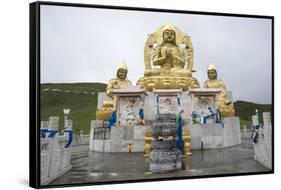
[96,62,132,121]
[137,24,200,91]
[153,29,185,71]
[203,64,235,117]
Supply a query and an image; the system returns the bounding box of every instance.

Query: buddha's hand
[166,49,173,56]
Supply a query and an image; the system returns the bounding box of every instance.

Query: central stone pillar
[150,114,182,173]
[149,89,183,173]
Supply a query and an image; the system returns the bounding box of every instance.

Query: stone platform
[89,116,241,152]
[90,90,241,153]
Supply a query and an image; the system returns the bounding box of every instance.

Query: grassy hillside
[40,83,107,134]
[234,100,272,129]
[40,83,272,133]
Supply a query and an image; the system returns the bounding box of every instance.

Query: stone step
[156,114,177,121]
[151,141,178,149]
[152,122,177,127]
[151,127,178,138]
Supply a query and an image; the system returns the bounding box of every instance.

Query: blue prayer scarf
[177,113,184,151]
[47,130,57,138]
[64,129,74,148]
[108,111,116,128]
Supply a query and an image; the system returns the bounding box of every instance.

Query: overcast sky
[40,5,272,104]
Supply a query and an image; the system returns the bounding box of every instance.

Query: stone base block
[89,123,148,152]
[189,117,241,150]
[149,162,182,173]
[149,149,182,173]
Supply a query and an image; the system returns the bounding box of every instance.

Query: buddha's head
[117,62,128,80]
[163,29,176,44]
[207,64,217,80]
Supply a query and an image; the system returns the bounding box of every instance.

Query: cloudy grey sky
[40,5,272,104]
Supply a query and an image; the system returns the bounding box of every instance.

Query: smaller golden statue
[106,62,133,97]
[96,62,132,121]
[203,64,235,117]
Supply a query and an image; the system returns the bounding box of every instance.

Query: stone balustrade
[75,134,90,145]
[252,112,272,169]
[40,118,73,186]
[240,124,252,139]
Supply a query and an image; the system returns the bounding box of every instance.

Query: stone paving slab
[50,139,271,186]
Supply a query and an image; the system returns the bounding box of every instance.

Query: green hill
[234,100,272,129]
[40,83,272,133]
[40,83,107,134]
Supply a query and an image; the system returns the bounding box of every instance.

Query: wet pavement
[50,139,270,185]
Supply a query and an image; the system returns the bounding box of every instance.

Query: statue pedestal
[90,87,148,153]
[143,91,193,122]
[189,88,221,116]
[110,87,147,127]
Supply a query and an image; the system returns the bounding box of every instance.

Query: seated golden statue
[203,64,235,117]
[153,29,185,71]
[106,62,132,97]
[137,24,200,91]
[96,62,132,121]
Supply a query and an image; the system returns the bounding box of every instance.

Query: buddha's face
[117,68,127,80]
[163,30,176,43]
[208,69,217,80]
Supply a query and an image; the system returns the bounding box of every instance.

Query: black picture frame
[29,1,274,189]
